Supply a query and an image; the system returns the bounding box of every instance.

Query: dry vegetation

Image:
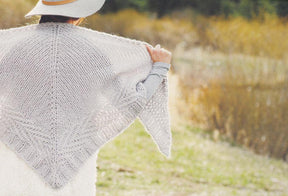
[1,1,288,161]
[85,9,288,60]
[175,47,288,161]
[85,10,197,51]
[0,0,36,28]
[86,9,288,161]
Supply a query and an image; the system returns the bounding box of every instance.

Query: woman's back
[0,141,98,196]
[0,23,105,195]
[0,22,171,194]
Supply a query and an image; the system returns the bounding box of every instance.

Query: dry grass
[203,13,288,59]
[85,9,197,51]
[84,10,288,60]
[174,47,288,161]
[0,0,36,29]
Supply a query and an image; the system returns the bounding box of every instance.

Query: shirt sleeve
[136,62,171,100]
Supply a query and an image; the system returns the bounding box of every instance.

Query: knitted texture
[0,141,98,196]
[0,22,171,189]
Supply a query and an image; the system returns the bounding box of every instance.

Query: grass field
[95,74,288,196]
[96,118,288,196]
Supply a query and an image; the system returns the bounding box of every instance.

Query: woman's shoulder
[0,23,152,48]
[0,23,38,34]
[0,24,41,46]
[75,25,151,48]
[72,25,153,64]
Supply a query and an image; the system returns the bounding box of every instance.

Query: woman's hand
[146,44,172,64]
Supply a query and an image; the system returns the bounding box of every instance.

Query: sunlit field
[1,0,288,195]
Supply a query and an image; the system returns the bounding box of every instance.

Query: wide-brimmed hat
[25,0,105,18]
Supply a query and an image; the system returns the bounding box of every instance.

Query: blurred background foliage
[100,0,288,19]
[1,0,288,164]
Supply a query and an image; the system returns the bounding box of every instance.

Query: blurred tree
[100,0,148,13]
[275,0,288,17]
[238,0,276,19]
[238,0,256,19]
[195,0,222,15]
[148,0,196,18]
[221,0,237,18]
[99,0,283,18]
[259,0,277,14]
[147,0,277,18]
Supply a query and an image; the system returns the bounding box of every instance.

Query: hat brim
[25,0,105,18]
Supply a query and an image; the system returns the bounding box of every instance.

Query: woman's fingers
[145,45,153,56]
[145,44,172,64]
[161,48,172,55]
[155,44,161,50]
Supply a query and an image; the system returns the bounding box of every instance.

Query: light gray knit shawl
[0,22,171,189]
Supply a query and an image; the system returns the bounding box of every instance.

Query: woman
[0,0,172,195]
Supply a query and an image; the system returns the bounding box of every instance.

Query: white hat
[25,0,106,18]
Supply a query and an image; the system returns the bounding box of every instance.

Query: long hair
[39,15,84,25]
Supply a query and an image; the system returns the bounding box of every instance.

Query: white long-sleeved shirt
[137,62,171,100]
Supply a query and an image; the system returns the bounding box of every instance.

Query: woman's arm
[136,62,171,100]
[136,44,172,100]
